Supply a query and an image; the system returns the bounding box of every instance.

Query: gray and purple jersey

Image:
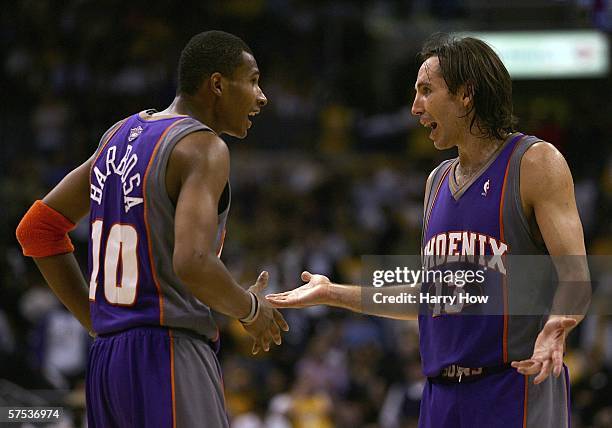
[419,133,549,377]
[88,111,229,340]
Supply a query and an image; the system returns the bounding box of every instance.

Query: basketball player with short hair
[17,30,288,427]
[267,34,589,427]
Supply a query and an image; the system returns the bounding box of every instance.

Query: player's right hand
[265,271,332,308]
[242,271,289,354]
[511,316,577,384]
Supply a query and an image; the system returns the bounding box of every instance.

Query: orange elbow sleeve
[16,200,76,258]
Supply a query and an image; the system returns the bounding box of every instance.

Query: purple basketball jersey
[88,112,227,337]
[88,114,184,334]
[86,112,232,427]
[419,134,524,377]
[417,133,571,428]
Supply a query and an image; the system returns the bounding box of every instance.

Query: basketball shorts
[86,326,229,428]
[419,366,570,428]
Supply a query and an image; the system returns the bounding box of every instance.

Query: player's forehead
[414,56,443,89]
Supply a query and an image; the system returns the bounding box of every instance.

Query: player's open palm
[511,316,577,384]
[266,271,331,308]
[243,271,289,354]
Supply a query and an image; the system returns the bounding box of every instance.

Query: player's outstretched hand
[511,316,577,384]
[265,271,331,308]
[242,271,289,355]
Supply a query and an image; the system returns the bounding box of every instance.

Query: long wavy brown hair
[420,33,518,140]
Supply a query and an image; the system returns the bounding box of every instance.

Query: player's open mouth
[429,123,438,140]
[420,119,437,130]
[247,110,260,128]
[422,121,437,139]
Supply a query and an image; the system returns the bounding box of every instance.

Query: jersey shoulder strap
[421,158,455,250]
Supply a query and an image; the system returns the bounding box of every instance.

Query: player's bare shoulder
[166,131,230,203]
[172,131,229,170]
[520,141,574,207]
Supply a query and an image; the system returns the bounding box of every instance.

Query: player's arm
[522,142,590,322]
[171,131,253,318]
[170,131,287,352]
[511,142,591,382]
[16,155,95,334]
[266,271,419,320]
[267,168,439,319]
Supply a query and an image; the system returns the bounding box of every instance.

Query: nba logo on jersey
[128,126,143,142]
[481,179,490,197]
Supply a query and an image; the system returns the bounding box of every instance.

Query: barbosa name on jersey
[423,231,509,274]
[90,144,144,213]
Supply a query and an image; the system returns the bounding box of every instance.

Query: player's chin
[238,119,253,139]
[227,126,249,139]
[433,138,451,150]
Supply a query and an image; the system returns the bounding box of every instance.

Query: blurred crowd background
[1,1,611,427]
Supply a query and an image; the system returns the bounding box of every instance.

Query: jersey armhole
[157,123,215,210]
[510,137,548,252]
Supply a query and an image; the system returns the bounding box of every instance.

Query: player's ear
[210,72,223,96]
[460,81,474,110]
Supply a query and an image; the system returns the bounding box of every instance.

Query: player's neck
[163,95,220,133]
[456,133,506,176]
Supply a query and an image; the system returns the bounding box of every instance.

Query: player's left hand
[265,271,332,308]
[244,271,289,354]
[511,316,576,384]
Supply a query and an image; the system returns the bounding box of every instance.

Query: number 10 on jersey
[89,220,139,305]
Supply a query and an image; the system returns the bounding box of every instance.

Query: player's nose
[411,95,423,117]
[257,88,268,108]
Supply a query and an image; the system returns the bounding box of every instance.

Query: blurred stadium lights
[459,30,610,79]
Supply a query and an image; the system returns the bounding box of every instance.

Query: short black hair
[178,30,253,95]
[420,33,517,140]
